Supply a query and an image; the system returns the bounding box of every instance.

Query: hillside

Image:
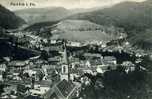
[56,20,125,41]
[129,28,152,50]
[15,7,72,24]
[0,5,25,29]
[68,1,152,32]
[67,0,152,50]
[24,21,59,32]
[26,19,125,41]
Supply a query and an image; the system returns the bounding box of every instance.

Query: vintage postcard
[0,0,151,99]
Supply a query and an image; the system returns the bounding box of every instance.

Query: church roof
[56,79,75,97]
[43,79,79,99]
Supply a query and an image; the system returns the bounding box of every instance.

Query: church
[43,41,81,99]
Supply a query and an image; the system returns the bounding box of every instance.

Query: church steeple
[63,41,68,64]
[60,40,70,81]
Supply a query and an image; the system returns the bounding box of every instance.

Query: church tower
[60,40,70,81]
[62,41,68,64]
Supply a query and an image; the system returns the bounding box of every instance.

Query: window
[63,66,66,73]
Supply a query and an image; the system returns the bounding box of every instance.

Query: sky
[0,0,146,10]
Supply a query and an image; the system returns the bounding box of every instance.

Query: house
[83,53,103,67]
[122,61,135,67]
[70,68,83,81]
[71,61,80,69]
[24,70,37,77]
[101,43,107,48]
[82,68,94,75]
[3,57,11,62]
[122,61,135,73]
[95,56,118,73]
[96,64,116,74]
[0,70,3,81]
[85,60,102,67]
[41,64,60,82]
[29,80,52,97]
[84,53,103,59]
[85,60,91,67]
[0,63,7,72]
[43,79,81,99]
[24,69,45,81]
[48,57,60,64]
[96,66,104,74]
[50,39,57,44]
[67,41,82,47]
[135,58,143,64]
[102,56,117,65]
[8,60,29,70]
[1,84,18,98]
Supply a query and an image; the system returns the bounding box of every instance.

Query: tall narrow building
[60,40,70,81]
[62,41,68,64]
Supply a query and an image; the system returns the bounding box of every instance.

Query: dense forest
[0,5,25,29]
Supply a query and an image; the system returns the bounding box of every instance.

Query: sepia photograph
[0,0,152,99]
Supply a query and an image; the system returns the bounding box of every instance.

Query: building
[42,40,83,99]
[67,41,82,47]
[0,63,7,72]
[43,79,80,99]
[60,41,70,81]
[102,56,117,65]
[0,70,3,81]
[8,60,29,71]
[122,61,135,73]
[84,53,103,59]
[42,41,81,99]
[29,80,52,97]
[85,59,103,68]
[1,84,18,99]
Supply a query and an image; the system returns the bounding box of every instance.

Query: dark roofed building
[84,53,102,58]
[57,80,75,98]
[43,79,80,99]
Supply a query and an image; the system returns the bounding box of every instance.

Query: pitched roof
[35,80,52,87]
[104,56,116,61]
[44,79,79,99]
[84,53,102,58]
[8,60,29,67]
[89,60,103,65]
[56,79,75,98]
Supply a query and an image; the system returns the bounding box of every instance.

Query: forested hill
[15,7,71,24]
[67,0,152,50]
[0,5,25,29]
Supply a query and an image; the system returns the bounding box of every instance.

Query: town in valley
[0,0,152,99]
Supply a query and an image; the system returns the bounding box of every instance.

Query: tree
[40,50,49,60]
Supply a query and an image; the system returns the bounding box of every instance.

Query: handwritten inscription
[10,2,36,7]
